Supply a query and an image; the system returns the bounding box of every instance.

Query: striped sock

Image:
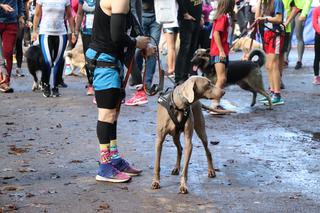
[110,140,120,159]
[100,144,112,164]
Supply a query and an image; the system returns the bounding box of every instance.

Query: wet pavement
[1,48,320,212]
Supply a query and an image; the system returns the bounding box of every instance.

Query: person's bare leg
[164,32,177,74]
[212,63,226,108]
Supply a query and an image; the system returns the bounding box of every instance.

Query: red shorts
[263,31,285,55]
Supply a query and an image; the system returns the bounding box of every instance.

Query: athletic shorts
[95,88,121,109]
[85,48,123,91]
[211,56,229,67]
[263,31,285,55]
[163,27,179,34]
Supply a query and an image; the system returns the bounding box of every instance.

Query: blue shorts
[211,56,229,67]
[85,48,123,91]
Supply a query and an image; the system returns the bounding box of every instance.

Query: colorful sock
[100,144,112,164]
[110,140,120,159]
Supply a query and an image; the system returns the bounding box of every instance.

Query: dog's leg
[151,133,166,190]
[258,89,272,109]
[32,81,38,91]
[179,124,193,194]
[171,134,182,175]
[193,108,216,178]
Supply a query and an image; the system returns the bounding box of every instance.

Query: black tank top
[90,0,130,59]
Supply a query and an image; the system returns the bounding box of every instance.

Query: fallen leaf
[8,145,29,155]
[2,186,19,191]
[26,192,35,198]
[69,160,83,164]
[210,141,220,145]
[18,168,37,173]
[5,122,14,125]
[4,204,18,211]
[1,176,15,180]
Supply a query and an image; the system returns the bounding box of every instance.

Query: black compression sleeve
[110,13,137,49]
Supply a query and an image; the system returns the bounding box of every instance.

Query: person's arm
[312,8,320,34]
[65,5,76,43]
[213,31,226,59]
[18,0,25,25]
[109,0,149,49]
[25,0,30,21]
[0,3,14,13]
[75,3,84,38]
[32,3,41,41]
[255,0,262,19]
[284,6,300,27]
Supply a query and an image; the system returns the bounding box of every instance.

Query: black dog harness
[158,90,191,132]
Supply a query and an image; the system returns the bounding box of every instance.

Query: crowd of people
[0,0,320,182]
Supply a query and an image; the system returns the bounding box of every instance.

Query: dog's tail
[248,49,266,67]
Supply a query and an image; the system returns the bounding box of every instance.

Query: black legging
[15,25,24,68]
[81,33,92,85]
[314,33,320,76]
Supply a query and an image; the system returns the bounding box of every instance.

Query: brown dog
[230,37,262,60]
[151,76,224,194]
[191,48,272,108]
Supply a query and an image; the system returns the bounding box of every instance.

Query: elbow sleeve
[110,13,136,48]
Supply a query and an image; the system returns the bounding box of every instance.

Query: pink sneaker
[312,76,320,85]
[87,85,94,96]
[124,90,148,106]
[96,163,131,183]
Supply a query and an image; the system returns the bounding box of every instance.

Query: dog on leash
[64,43,86,76]
[151,76,224,194]
[191,48,272,108]
[25,45,45,91]
[230,37,262,60]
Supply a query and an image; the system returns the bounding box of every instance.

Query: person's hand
[27,20,33,28]
[136,36,150,49]
[255,16,266,23]
[219,50,226,60]
[299,15,306,22]
[18,16,25,26]
[32,31,38,42]
[183,13,196,21]
[0,4,14,13]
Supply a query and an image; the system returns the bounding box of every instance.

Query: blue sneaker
[111,158,142,177]
[96,163,131,183]
[264,95,284,106]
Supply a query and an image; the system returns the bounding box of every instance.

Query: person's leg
[15,24,25,76]
[174,20,192,84]
[2,23,18,84]
[212,61,226,108]
[295,13,305,69]
[145,15,161,89]
[286,18,295,62]
[236,8,246,34]
[39,34,54,97]
[82,33,94,95]
[188,22,201,76]
[164,31,177,74]
[52,35,68,96]
[313,33,320,83]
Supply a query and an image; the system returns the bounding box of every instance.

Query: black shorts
[282,32,291,53]
[95,88,121,109]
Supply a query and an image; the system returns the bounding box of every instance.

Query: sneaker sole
[95,175,131,183]
[123,171,142,177]
[124,99,148,106]
[264,101,284,106]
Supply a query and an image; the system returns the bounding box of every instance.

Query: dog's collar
[158,91,191,132]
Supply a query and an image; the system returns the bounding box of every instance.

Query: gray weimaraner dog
[151,76,224,194]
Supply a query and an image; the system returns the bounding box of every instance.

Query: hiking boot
[295,61,302,70]
[312,76,320,85]
[124,90,148,106]
[96,163,131,183]
[111,158,142,177]
[87,85,94,96]
[264,94,284,106]
[42,83,51,97]
[0,83,14,93]
[52,87,61,97]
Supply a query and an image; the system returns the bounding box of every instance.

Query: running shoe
[42,83,51,98]
[57,79,68,88]
[87,85,94,96]
[52,87,61,97]
[264,95,284,106]
[259,91,273,102]
[96,163,131,183]
[64,64,73,76]
[0,83,14,93]
[111,158,142,177]
[15,68,25,77]
[124,90,148,106]
[312,76,320,85]
[295,61,302,70]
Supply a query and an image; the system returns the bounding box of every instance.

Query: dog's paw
[208,169,216,178]
[32,82,38,91]
[151,181,161,190]
[179,185,188,194]
[171,168,180,175]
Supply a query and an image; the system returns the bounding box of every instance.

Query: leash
[230,20,259,52]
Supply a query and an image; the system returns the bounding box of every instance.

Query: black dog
[25,45,46,91]
[191,48,272,108]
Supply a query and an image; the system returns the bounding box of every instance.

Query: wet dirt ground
[1,48,320,212]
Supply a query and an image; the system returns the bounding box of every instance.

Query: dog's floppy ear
[206,48,210,54]
[180,79,195,104]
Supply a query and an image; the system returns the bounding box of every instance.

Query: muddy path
[1,49,320,212]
